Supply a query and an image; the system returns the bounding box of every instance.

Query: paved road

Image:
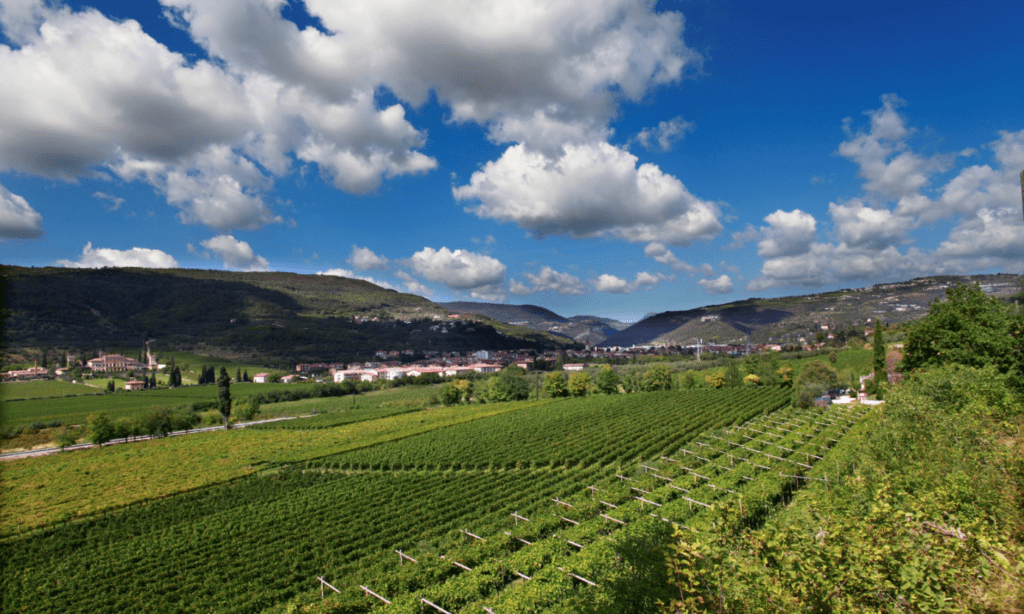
[0,415,305,461]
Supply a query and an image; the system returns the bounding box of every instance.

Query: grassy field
[0,398,547,535]
[0,381,322,428]
[0,380,103,401]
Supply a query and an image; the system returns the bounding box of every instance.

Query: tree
[452,379,473,403]
[724,361,743,388]
[243,369,249,382]
[903,284,1023,384]
[543,372,569,398]
[794,361,840,408]
[487,365,531,402]
[680,370,699,390]
[106,379,115,393]
[568,371,592,397]
[743,373,760,386]
[642,364,673,391]
[704,371,725,388]
[54,427,77,450]
[596,365,621,394]
[872,322,885,377]
[87,413,116,445]
[236,368,242,382]
[217,367,232,427]
[777,365,794,388]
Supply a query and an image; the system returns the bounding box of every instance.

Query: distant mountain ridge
[441,302,626,346]
[447,274,1022,347]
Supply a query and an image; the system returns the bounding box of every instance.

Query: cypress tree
[873,322,885,377]
[217,367,232,428]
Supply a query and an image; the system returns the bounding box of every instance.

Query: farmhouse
[87,354,145,372]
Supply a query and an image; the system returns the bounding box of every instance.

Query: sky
[1,0,1022,322]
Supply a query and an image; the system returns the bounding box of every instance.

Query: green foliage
[794,361,840,408]
[217,367,231,426]
[641,364,673,391]
[568,371,592,397]
[53,426,77,450]
[596,365,620,394]
[724,360,743,388]
[542,371,569,398]
[486,366,530,403]
[86,413,115,445]
[873,322,885,375]
[903,284,1024,384]
[704,371,724,389]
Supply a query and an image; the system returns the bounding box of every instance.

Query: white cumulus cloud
[54,242,178,268]
[0,182,43,239]
[200,234,270,271]
[592,271,670,293]
[408,247,506,291]
[757,209,818,258]
[698,274,733,295]
[509,266,586,295]
[455,142,722,245]
[347,245,390,271]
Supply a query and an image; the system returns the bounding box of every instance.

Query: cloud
[1,1,703,237]
[634,116,694,152]
[0,182,43,238]
[698,274,733,295]
[113,145,282,231]
[396,270,434,297]
[726,224,760,250]
[509,266,586,295]
[348,245,389,271]
[455,142,722,245]
[593,271,670,293]
[644,242,713,275]
[318,268,397,290]
[200,234,270,271]
[408,247,506,292]
[54,242,178,268]
[829,199,914,249]
[757,209,817,258]
[92,191,124,212]
[836,94,951,200]
[0,6,252,179]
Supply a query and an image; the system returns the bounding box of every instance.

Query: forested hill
[602,273,1023,347]
[0,266,573,362]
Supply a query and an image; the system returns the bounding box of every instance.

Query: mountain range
[2,266,1020,364]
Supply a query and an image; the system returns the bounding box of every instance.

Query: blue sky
[1,0,1022,321]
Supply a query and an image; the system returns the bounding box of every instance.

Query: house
[333,370,365,383]
[383,368,407,381]
[563,363,586,371]
[87,354,146,372]
[124,380,146,391]
[444,366,475,377]
[468,363,499,374]
[253,372,271,383]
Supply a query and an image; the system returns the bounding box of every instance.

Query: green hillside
[0,266,573,362]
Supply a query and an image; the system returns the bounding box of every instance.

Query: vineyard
[0,387,865,613]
